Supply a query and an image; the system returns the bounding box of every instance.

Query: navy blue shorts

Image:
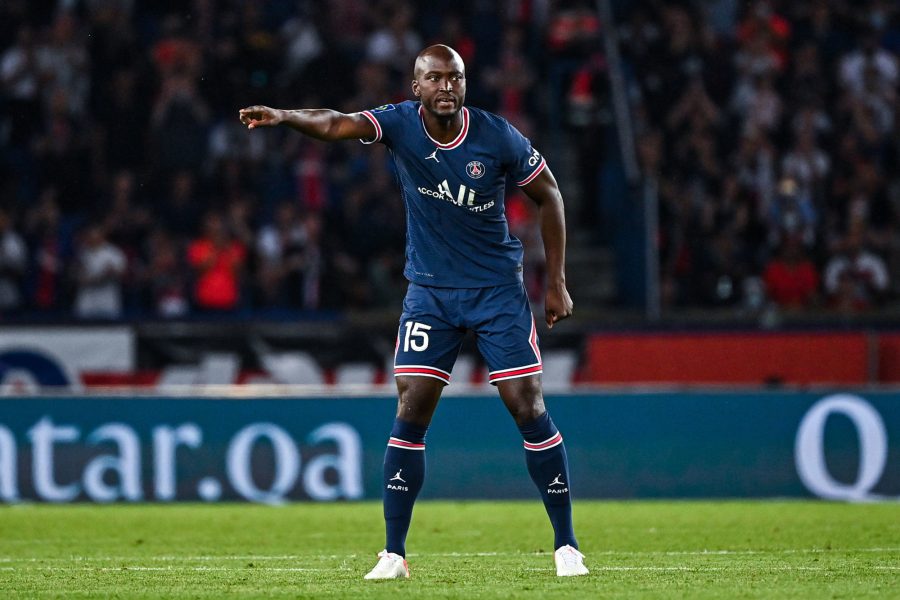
[393,282,542,386]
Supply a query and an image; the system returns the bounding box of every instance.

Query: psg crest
[466,161,485,179]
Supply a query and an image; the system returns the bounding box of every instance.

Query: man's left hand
[545,282,573,329]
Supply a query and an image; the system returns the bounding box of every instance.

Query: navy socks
[382,419,427,557]
[381,413,577,556]
[518,412,578,550]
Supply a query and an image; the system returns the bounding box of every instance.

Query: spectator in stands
[430,14,476,66]
[547,0,602,59]
[103,170,151,257]
[786,42,830,107]
[763,233,819,310]
[327,187,375,309]
[1,26,41,146]
[278,5,324,86]
[188,211,246,313]
[150,72,210,174]
[151,14,202,80]
[102,170,152,310]
[735,1,790,73]
[141,227,189,318]
[789,101,832,153]
[344,60,395,112]
[85,0,139,79]
[839,27,898,98]
[732,127,776,218]
[767,178,817,248]
[73,225,127,319]
[158,171,203,240]
[95,68,150,176]
[482,25,535,131]
[226,192,256,249]
[256,201,307,308]
[36,12,89,116]
[824,228,890,311]
[24,188,71,313]
[671,102,723,187]
[781,126,830,207]
[207,110,268,171]
[856,61,896,136]
[694,229,748,307]
[791,0,848,66]
[731,72,783,134]
[0,207,27,316]
[1,1,898,320]
[33,87,90,212]
[300,212,324,309]
[292,140,328,213]
[365,2,422,77]
[667,77,721,135]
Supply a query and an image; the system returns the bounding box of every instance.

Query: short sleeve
[358,103,404,146]
[504,122,547,187]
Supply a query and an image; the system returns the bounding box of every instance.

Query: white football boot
[364,550,410,580]
[554,544,589,576]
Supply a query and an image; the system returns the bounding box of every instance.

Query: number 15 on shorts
[403,322,431,352]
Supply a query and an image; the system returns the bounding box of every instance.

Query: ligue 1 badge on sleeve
[466,160,485,179]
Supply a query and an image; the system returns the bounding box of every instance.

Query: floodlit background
[2,0,898,319]
[0,0,898,505]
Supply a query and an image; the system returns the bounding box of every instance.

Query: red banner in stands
[581,332,871,385]
[879,334,900,383]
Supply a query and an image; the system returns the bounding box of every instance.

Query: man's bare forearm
[523,168,568,286]
[539,194,567,286]
[278,109,348,140]
[274,108,378,142]
[523,167,574,326]
[240,104,375,140]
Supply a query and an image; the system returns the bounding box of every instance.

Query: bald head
[412,45,467,118]
[414,45,465,78]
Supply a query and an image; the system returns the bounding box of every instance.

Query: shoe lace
[373,550,402,572]
[559,547,584,567]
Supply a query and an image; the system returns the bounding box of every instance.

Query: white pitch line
[0,547,898,564]
[2,565,891,574]
[0,555,344,563]
[2,563,895,575]
[0,566,347,572]
[587,547,900,557]
[526,566,873,572]
[410,552,501,557]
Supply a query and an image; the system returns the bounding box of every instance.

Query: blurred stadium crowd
[0,0,585,319]
[622,1,900,312]
[0,0,898,321]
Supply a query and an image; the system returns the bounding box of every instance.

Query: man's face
[413,54,466,118]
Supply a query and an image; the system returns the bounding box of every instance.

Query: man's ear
[412,79,420,97]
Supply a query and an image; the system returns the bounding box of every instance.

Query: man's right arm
[238,106,376,142]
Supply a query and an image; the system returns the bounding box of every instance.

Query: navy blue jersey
[359,101,547,288]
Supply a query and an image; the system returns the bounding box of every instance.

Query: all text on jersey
[417,180,495,213]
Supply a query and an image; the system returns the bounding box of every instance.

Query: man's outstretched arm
[238,105,376,141]
[521,167,574,329]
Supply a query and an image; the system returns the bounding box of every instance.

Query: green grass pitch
[1,501,898,599]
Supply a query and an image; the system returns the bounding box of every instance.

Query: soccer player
[239,45,588,578]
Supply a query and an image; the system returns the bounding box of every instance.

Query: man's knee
[509,399,546,424]
[395,376,443,425]
[498,375,546,425]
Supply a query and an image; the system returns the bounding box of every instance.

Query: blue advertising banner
[0,391,897,503]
